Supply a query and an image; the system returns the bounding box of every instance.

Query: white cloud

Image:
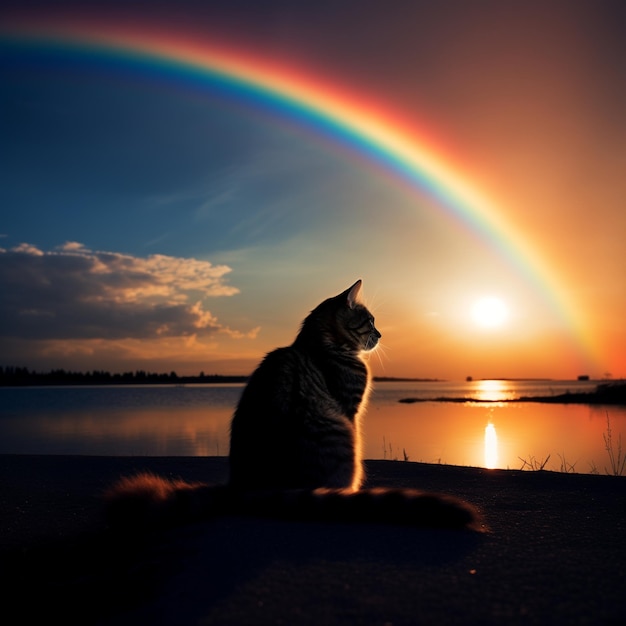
[9,242,45,256]
[0,242,249,341]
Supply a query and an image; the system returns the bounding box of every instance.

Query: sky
[1,0,625,380]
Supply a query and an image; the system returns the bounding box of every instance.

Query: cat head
[299,280,381,353]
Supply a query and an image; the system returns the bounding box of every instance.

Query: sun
[471,296,509,329]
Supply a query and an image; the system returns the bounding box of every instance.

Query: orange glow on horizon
[1,17,600,368]
[1,14,621,379]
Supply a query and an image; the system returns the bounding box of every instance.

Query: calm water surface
[1,380,624,474]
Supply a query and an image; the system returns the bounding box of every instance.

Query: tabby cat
[105,280,482,531]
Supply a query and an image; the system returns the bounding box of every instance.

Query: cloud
[0,242,248,341]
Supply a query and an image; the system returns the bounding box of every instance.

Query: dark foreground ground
[1,455,625,625]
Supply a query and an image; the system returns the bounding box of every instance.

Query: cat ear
[345,279,362,309]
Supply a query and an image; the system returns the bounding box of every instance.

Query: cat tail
[104,475,484,532]
[238,487,485,532]
[103,473,229,532]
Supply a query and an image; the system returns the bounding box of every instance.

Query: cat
[229,278,377,493]
[105,280,483,531]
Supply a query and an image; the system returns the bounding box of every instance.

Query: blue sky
[1,0,625,379]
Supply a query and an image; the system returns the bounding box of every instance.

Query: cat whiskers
[364,286,386,316]
[365,333,377,351]
[364,336,389,371]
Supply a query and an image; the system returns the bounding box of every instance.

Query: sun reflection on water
[2,383,625,474]
[484,422,498,469]
[473,379,516,402]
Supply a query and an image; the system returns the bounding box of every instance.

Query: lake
[1,380,625,475]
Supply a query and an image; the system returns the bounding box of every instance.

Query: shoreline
[399,379,626,406]
[1,454,625,625]
[399,394,626,405]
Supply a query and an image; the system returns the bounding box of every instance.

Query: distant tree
[0,365,249,386]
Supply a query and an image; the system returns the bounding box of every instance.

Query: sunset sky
[1,0,625,380]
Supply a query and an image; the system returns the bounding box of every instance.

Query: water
[1,380,624,474]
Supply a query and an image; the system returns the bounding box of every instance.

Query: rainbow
[0,20,597,367]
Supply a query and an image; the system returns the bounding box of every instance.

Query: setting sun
[471,296,509,329]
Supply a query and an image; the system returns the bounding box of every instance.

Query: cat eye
[347,316,374,334]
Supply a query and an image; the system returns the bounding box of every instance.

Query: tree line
[0,366,248,387]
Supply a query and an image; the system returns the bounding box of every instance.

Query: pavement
[1,454,625,625]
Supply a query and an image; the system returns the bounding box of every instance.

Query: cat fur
[104,280,483,532]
